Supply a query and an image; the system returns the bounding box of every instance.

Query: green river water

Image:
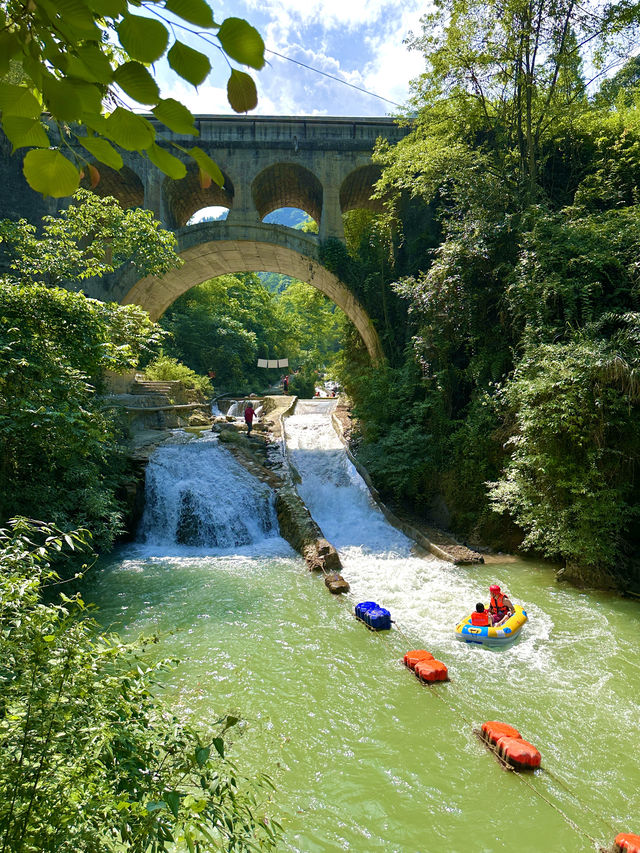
[89,405,640,853]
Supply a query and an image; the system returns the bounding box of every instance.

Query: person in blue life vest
[488,584,515,626]
[470,602,494,627]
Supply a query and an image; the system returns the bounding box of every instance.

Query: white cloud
[245,0,407,32]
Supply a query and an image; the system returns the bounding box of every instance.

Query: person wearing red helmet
[488,584,514,626]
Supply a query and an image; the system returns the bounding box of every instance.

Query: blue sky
[152,1,429,118]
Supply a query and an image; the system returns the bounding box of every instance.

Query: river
[89,400,640,852]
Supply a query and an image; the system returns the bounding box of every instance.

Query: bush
[143,355,213,399]
[0,280,162,552]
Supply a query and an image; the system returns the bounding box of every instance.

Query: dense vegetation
[329,3,640,591]
[159,271,343,395]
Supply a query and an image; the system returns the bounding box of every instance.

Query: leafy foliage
[143,354,212,398]
[0,1,265,196]
[159,272,344,395]
[0,189,182,285]
[0,279,162,550]
[0,519,281,852]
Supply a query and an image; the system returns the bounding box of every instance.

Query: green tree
[0,280,162,549]
[0,0,265,196]
[0,188,181,285]
[160,273,298,393]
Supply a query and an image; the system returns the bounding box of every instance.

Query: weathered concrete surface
[89,222,384,364]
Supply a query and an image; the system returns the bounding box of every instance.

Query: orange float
[495,735,541,769]
[615,833,640,853]
[414,658,449,682]
[403,650,434,670]
[480,721,522,745]
[479,721,541,770]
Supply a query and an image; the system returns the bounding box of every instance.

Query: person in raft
[470,602,494,626]
[244,402,255,435]
[488,584,515,626]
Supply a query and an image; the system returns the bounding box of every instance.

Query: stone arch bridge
[3,115,410,361]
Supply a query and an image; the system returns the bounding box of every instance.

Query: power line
[265,48,404,109]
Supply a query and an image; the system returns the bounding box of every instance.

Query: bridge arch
[116,221,383,363]
[163,166,234,229]
[252,163,323,224]
[80,164,144,209]
[340,165,384,214]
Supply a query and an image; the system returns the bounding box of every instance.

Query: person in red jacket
[488,584,514,626]
[244,403,255,435]
[471,602,494,626]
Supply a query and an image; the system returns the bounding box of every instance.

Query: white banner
[257,358,268,367]
[277,358,289,368]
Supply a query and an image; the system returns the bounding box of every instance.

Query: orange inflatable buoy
[496,735,541,769]
[481,721,522,745]
[403,650,434,670]
[615,833,640,853]
[414,659,448,682]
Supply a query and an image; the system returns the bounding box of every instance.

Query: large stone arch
[117,221,383,363]
[340,165,384,213]
[163,165,235,229]
[252,162,323,223]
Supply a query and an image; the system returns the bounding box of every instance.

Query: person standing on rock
[244,402,255,436]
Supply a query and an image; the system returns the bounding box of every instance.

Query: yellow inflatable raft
[455,604,528,647]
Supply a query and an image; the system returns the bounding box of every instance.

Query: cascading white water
[226,400,246,417]
[138,433,278,550]
[284,400,552,662]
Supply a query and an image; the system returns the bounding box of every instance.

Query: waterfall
[138,435,277,549]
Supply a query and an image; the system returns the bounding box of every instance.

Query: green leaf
[118,15,169,63]
[78,136,124,170]
[194,746,210,766]
[165,0,215,28]
[152,99,198,135]
[147,143,187,179]
[105,108,155,151]
[211,737,224,758]
[66,46,114,84]
[227,69,257,113]
[217,18,265,70]
[145,801,167,813]
[188,146,224,187]
[165,790,181,818]
[86,0,127,15]
[3,117,50,151]
[38,0,100,38]
[167,41,211,87]
[222,714,241,731]
[0,84,42,119]
[42,77,84,121]
[23,149,81,197]
[0,32,21,77]
[113,62,160,105]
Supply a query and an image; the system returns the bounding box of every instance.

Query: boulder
[324,573,350,594]
[189,411,211,426]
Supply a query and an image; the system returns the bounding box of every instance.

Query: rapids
[89,406,640,852]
